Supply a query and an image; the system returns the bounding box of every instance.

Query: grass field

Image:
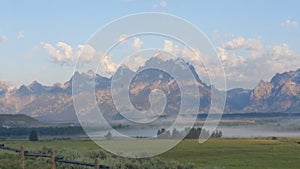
[161,138,300,169]
[1,137,300,169]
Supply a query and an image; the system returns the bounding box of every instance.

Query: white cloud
[56,42,73,60]
[76,44,97,62]
[99,55,118,74]
[181,47,202,63]
[160,37,300,89]
[281,19,298,28]
[41,41,121,74]
[271,43,294,57]
[223,37,262,50]
[18,31,24,39]
[40,37,300,90]
[214,37,300,89]
[123,55,147,71]
[217,47,247,67]
[163,40,180,56]
[262,43,299,78]
[0,35,6,43]
[163,40,173,52]
[41,42,98,64]
[41,42,74,63]
[132,37,143,50]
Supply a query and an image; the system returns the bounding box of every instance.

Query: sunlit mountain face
[0,57,300,123]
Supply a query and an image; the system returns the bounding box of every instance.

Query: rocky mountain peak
[243,68,300,113]
[28,80,49,95]
[0,81,8,88]
[279,80,299,96]
[270,69,300,86]
[15,85,31,96]
[251,80,273,100]
[29,80,42,88]
[0,81,9,96]
[85,69,97,77]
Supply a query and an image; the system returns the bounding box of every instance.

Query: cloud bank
[41,36,299,89]
[41,42,98,64]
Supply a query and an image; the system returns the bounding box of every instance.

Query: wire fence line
[0,144,109,169]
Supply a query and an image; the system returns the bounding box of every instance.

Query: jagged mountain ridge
[0,57,300,122]
[225,69,300,113]
[244,69,300,113]
[0,57,210,122]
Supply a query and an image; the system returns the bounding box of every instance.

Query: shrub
[29,130,38,141]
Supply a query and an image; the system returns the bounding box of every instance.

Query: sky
[0,0,299,89]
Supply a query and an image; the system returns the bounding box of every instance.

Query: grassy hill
[0,114,42,128]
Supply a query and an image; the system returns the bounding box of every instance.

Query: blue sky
[0,0,299,89]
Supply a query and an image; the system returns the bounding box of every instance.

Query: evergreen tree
[104,131,112,140]
[29,130,38,141]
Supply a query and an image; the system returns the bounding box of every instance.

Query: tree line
[0,126,85,137]
[157,127,222,139]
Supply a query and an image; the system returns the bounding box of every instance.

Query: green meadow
[1,137,300,169]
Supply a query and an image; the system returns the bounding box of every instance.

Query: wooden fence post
[94,158,99,169]
[20,146,25,169]
[51,150,56,169]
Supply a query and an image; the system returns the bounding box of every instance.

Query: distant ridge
[0,114,42,128]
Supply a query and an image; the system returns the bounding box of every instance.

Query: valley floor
[1,137,300,169]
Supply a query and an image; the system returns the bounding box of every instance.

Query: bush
[104,131,112,140]
[29,130,38,141]
[271,136,277,140]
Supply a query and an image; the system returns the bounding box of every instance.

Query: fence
[0,144,109,169]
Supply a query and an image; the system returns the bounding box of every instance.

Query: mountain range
[1,56,300,122]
